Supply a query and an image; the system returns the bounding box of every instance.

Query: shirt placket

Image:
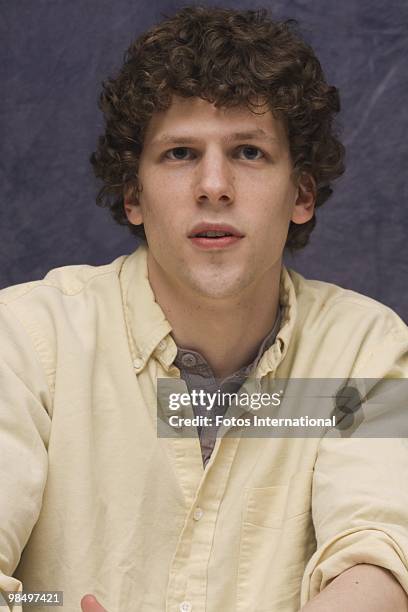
[166,307,283,610]
[166,429,241,612]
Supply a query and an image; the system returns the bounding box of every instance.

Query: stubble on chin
[180,263,254,301]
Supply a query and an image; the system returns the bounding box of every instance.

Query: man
[1,6,407,612]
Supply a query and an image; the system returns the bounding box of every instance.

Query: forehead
[143,95,288,147]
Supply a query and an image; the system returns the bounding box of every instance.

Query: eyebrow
[152,129,279,146]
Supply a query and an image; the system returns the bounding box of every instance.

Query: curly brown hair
[90,5,345,251]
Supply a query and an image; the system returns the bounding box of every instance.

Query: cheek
[141,176,192,229]
[139,192,182,248]
[253,197,292,232]
[244,171,295,210]
[138,182,167,225]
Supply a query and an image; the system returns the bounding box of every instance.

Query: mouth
[188,223,244,250]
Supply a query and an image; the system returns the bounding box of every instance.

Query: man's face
[125,96,314,300]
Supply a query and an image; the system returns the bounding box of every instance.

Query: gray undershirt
[173,305,282,468]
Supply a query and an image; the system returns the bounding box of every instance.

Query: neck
[147,252,282,379]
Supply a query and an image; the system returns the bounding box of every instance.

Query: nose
[194,151,235,208]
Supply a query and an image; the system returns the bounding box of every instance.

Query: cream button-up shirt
[0,244,407,611]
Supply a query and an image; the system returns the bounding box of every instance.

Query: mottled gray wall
[1,0,407,321]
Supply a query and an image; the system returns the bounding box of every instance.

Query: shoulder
[0,255,130,387]
[284,268,407,377]
[0,253,131,337]
[287,267,407,342]
[0,255,128,306]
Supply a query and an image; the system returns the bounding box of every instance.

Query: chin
[197,287,238,299]
[187,274,250,300]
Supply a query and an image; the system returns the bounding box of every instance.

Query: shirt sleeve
[300,437,408,604]
[300,324,408,605]
[0,303,51,610]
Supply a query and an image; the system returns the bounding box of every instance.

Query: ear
[124,190,143,226]
[291,173,316,225]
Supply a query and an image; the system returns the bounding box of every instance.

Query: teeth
[197,231,232,237]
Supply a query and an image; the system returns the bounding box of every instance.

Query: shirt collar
[119,244,297,375]
[256,260,297,377]
[119,244,175,373]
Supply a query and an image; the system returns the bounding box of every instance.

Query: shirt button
[181,353,197,367]
[179,602,192,612]
[193,507,203,521]
[133,358,143,369]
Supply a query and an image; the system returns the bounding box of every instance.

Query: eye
[237,146,264,160]
[165,147,194,160]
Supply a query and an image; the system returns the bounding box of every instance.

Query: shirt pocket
[236,470,315,612]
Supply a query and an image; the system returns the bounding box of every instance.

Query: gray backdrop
[1,0,407,321]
